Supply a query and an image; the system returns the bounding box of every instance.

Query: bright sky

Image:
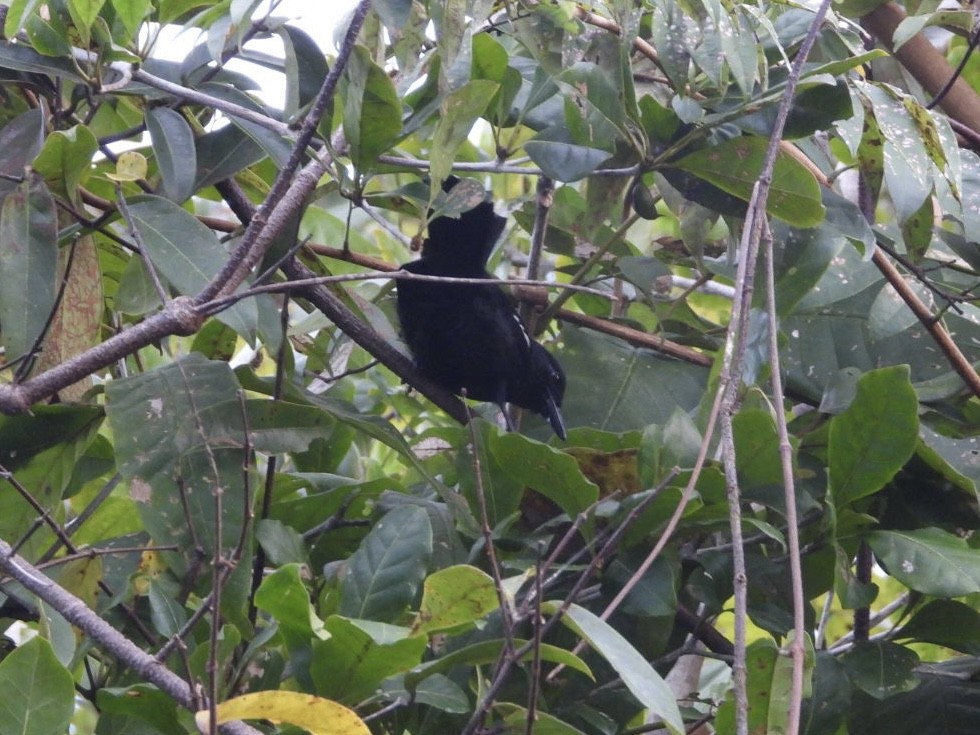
[150,0,360,105]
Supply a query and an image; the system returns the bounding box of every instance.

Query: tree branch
[0,537,261,735]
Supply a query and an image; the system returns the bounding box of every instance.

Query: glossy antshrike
[396,179,567,439]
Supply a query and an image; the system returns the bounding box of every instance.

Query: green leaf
[342,45,403,172]
[146,107,197,202]
[857,82,933,223]
[256,519,308,567]
[111,0,151,37]
[412,564,500,636]
[194,123,266,190]
[5,0,47,39]
[541,602,684,734]
[384,674,469,713]
[96,685,184,735]
[829,365,919,507]
[893,11,974,51]
[32,124,98,203]
[561,326,710,434]
[431,0,471,90]
[0,637,74,735]
[898,599,980,654]
[715,640,777,734]
[800,652,851,735]
[198,399,337,455]
[340,505,433,621]
[405,638,594,689]
[105,354,248,572]
[0,172,58,363]
[311,616,427,704]
[254,563,326,641]
[867,528,980,597]
[840,641,919,700]
[867,279,930,340]
[429,79,499,185]
[524,136,611,183]
[67,0,106,35]
[674,135,825,227]
[276,24,330,116]
[0,109,45,200]
[123,195,257,340]
[148,578,187,638]
[489,431,599,515]
[199,82,293,169]
[495,703,588,734]
[0,404,103,469]
[0,40,85,81]
[845,658,980,735]
[918,424,980,497]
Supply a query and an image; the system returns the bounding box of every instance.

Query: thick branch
[0,538,260,735]
[0,297,202,415]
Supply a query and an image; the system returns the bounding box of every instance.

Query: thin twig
[763,217,807,732]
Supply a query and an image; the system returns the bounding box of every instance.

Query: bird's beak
[545,392,567,441]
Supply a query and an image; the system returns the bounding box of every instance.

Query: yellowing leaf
[106,151,147,181]
[195,691,370,735]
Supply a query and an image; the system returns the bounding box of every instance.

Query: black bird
[396,179,567,439]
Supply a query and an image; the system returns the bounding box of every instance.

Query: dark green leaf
[0,40,85,81]
[840,641,919,700]
[829,365,918,507]
[524,135,611,183]
[898,599,980,654]
[800,652,851,735]
[96,685,184,735]
[0,404,103,468]
[276,24,330,116]
[0,172,58,363]
[560,326,710,433]
[848,658,980,735]
[194,123,266,190]
[148,577,187,638]
[340,505,432,621]
[146,107,196,202]
[199,82,293,169]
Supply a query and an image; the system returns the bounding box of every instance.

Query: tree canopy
[1,1,980,734]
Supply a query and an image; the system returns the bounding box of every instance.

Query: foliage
[0,1,979,734]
